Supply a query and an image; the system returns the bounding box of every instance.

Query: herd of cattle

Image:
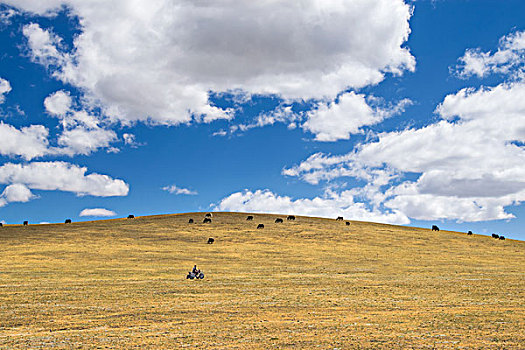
[0,214,507,241]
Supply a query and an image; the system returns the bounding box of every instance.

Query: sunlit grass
[0,212,524,348]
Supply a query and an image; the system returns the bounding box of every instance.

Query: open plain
[0,212,524,349]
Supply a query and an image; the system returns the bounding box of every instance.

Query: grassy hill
[0,212,524,349]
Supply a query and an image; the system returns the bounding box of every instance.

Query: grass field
[0,212,524,349]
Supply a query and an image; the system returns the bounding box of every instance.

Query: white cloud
[215,189,409,225]
[162,184,197,196]
[1,183,36,203]
[0,161,129,197]
[0,122,51,160]
[79,208,117,217]
[44,90,72,115]
[11,0,414,124]
[57,127,117,156]
[0,77,11,103]
[285,80,525,222]
[456,31,525,79]
[303,92,411,141]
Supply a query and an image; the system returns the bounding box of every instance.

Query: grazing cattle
[23,221,28,226]
[65,219,72,224]
[275,218,283,223]
[203,218,212,224]
[499,236,505,240]
[246,215,254,221]
[0,223,3,227]
[257,224,264,229]
[188,218,194,223]
[346,221,351,226]
[207,237,215,244]
[432,225,439,231]
[205,213,212,218]
[287,215,296,221]
[492,234,499,239]
[467,231,473,235]
[127,215,135,219]
[336,216,344,221]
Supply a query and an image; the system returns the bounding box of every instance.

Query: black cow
[275,218,283,223]
[246,215,254,221]
[127,215,135,219]
[432,225,439,231]
[0,223,3,227]
[346,221,351,226]
[207,237,215,244]
[336,216,344,221]
[257,224,264,229]
[492,234,499,239]
[203,218,212,224]
[65,219,72,224]
[188,218,194,223]
[467,231,473,235]
[23,221,28,226]
[205,213,212,218]
[287,215,296,221]
[499,236,505,240]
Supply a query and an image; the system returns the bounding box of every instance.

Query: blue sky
[1,0,525,240]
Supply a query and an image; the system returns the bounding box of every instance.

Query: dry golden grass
[0,212,524,349]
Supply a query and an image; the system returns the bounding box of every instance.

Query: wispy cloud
[162,185,198,196]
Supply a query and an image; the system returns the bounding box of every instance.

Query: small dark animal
[432,225,439,231]
[127,215,135,219]
[467,231,473,235]
[65,219,72,224]
[275,218,283,223]
[0,223,3,227]
[23,221,28,226]
[246,215,254,221]
[336,216,344,221]
[346,221,351,226]
[188,218,194,223]
[499,236,505,240]
[203,218,212,224]
[205,213,212,218]
[287,215,296,221]
[207,237,215,244]
[492,234,499,239]
[257,224,264,229]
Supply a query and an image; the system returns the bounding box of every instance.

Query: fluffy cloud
[0,122,51,160]
[216,189,409,225]
[0,161,129,197]
[162,185,197,196]
[302,92,411,141]
[1,183,36,203]
[44,90,72,115]
[10,0,414,124]
[456,31,525,79]
[79,208,116,217]
[0,77,11,103]
[285,80,525,222]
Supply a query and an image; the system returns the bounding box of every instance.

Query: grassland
[0,212,524,349]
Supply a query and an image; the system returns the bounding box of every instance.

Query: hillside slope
[0,212,524,349]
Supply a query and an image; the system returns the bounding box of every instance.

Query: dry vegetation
[0,212,524,349]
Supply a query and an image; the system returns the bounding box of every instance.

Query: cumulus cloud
[456,31,525,79]
[162,184,197,196]
[0,122,51,160]
[44,90,72,115]
[10,0,414,124]
[215,189,409,225]
[0,161,129,197]
[285,80,525,222]
[0,77,11,103]
[302,92,411,141]
[79,208,116,217]
[1,183,36,203]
